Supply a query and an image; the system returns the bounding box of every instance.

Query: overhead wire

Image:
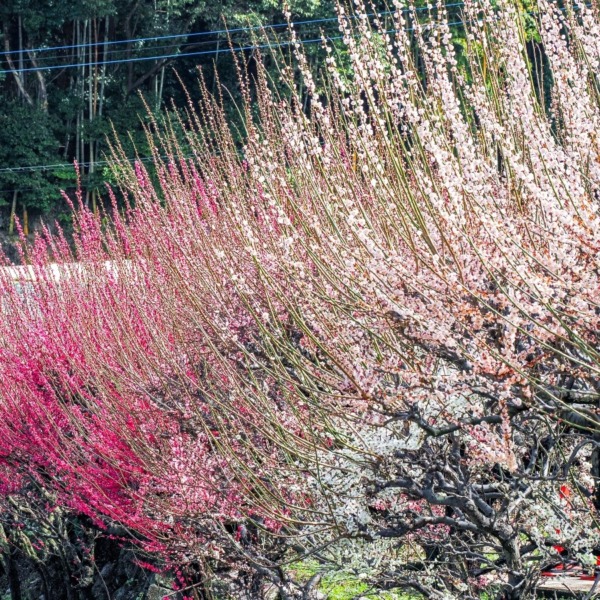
[0,5,488,181]
[0,3,466,58]
[0,12,490,178]
[0,153,192,175]
[0,0,590,186]
[0,15,351,57]
[0,2,466,71]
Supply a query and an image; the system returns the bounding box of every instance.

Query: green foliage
[0,102,64,212]
[519,0,543,42]
[289,560,420,599]
[0,0,337,227]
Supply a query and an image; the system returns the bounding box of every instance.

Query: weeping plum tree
[1,0,600,598]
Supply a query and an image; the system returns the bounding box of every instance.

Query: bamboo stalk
[8,190,17,236]
[22,204,28,237]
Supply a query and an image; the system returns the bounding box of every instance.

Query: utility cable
[0,2,466,65]
[0,9,472,77]
[0,11,503,176]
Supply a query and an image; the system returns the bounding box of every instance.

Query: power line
[4,26,332,69]
[0,37,316,75]
[0,16,336,57]
[1,0,585,68]
[0,2,588,180]
[0,12,480,176]
[0,153,181,175]
[0,10,472,77]
[0,3,465,66]
[2,38,342,75]
[0,186,78,195]
[20,37,254,68]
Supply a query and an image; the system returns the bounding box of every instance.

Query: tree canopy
[0,0,337,228]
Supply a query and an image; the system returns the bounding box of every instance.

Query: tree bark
[9,190,17,236]
[2,24,34,106]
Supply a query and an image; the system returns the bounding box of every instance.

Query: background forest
[0,0,342,236]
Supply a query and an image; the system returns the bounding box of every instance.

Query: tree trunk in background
[9,191,17,236]
[28,51,48,112]
[75,20,81,166]
[81,20,88,206]
[22,205,28,236]
[2,23,34,106]
[87,18,95,208]
[7,547,22,600]
[17,16,24,90]
[1,525,22,600]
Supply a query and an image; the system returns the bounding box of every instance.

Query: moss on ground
[288,560,419,599]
